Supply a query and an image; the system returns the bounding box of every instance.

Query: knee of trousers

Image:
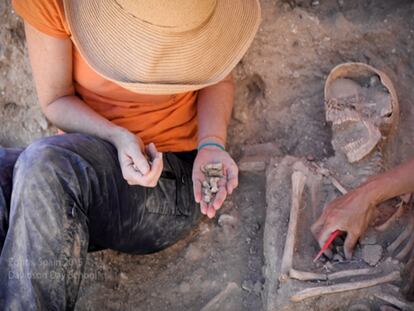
[12,137,95,210]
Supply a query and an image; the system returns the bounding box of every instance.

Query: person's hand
[112,129,163,187]
[192,147,238,218]
[311,187,377,259]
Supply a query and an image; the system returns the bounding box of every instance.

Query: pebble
[361,244,383,266]
[218,214,237,228]
[241,280,254,293]
[311,0,320,6]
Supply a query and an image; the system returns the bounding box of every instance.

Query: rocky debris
[361,244,383,266]
[201,163,223,203]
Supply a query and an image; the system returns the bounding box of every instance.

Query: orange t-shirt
[12,0,198,152]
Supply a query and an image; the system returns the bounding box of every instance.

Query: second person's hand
[311,185,377,259]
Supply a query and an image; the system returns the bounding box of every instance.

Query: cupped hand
[192,147,238,218]
[113,130,163,187]
[311,187,377,259]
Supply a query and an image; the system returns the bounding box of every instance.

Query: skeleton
[270,63,414,310]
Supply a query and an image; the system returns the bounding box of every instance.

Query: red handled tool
[313,229,341,262]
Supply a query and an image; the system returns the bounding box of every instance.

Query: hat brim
[63,0,261,94]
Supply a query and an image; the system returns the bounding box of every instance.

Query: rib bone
[374,292,414,311]
[290,271,401,302]
[280,169,307,281]
[387,222,414,254]
[395,232,414,261]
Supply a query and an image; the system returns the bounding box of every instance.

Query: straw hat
[63,0,261,94]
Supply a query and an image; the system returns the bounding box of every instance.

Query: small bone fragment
[290,271,401,302]
[280,169,307,281]
[210,177,220,193]
[328,175,348,195]
[204,163,223,171]
[375,293,414,311]
[327,268,373,281]
[313,163,348,195]
[200,282,239,311]
[202,163,224,203]
[376,201,406,232]
[395,232,414,261]
[387,222,414,254]
[289,268,327,281]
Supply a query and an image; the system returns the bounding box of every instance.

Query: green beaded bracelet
[197,142,225,152]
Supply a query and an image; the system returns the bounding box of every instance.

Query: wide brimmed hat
[63,0,261,94]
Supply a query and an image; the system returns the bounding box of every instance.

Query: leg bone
[290,271,401,302]
[280,169,307,281]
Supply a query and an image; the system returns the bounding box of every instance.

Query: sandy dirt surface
[2,0,414,310]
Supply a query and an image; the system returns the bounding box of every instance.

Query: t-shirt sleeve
[12,0,70,38]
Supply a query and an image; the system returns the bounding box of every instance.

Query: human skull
[324,63,399,163]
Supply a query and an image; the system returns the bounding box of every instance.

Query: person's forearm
[362,157,414,204]
[43,95,129,145]
[197,74,235,147]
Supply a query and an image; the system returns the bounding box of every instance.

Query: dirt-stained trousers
[0,133,201,310]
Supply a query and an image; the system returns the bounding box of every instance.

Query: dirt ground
[2,0,414,310]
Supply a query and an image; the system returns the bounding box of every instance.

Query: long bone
[292,161,323,221]
[280,169,307,281]
[290,271,401,302]
[289,268,374,282]
[374,292,414,311]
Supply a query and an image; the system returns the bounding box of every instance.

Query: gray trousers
[0,134,201,310]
